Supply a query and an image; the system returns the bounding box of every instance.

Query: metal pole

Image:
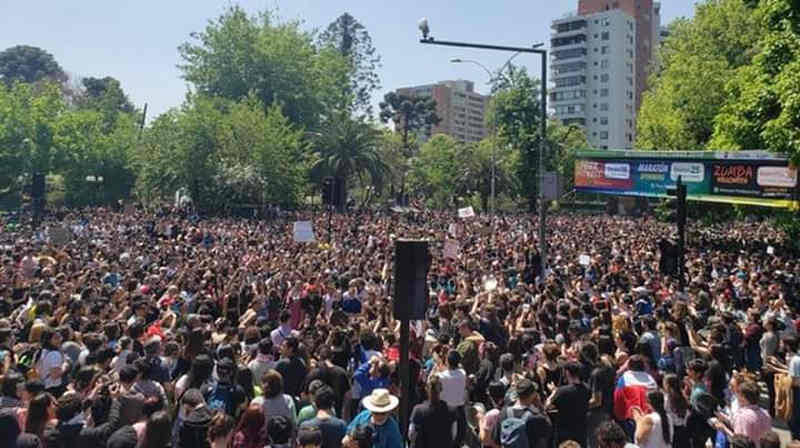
[676,176,687,292]
[538,51,547,280]
[399,318,410,441]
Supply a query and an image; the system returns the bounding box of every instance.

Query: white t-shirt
[37,350,64,389]
[437,368,467,407]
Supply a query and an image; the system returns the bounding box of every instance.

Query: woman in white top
[632,390,672,448]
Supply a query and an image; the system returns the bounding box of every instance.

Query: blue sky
[0,0,696,120]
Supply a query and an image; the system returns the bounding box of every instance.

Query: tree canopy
[318,13,382,116]
[178,5,350,130]
[636,0,763,150]
[0,45,67,86]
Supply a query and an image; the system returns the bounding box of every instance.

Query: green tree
[0,82,65,203]
[310,112,386,209]
[0,45,67,86]
[76,76,137,131]
[710,0,800,162]
[407,134,470,208]
[53,109,138,205]
[490,67,546,211]
[133,96,306,209]
[636,0,763,150]
[378,92,440,203]
[178,5,349,130]
[318,13,382,116]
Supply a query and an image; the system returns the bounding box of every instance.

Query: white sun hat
[362,388,399,413]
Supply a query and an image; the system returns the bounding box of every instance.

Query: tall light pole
[420,18,548,281]
[450,54,521,219]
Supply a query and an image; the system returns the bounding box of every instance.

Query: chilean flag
[613,370,658,420]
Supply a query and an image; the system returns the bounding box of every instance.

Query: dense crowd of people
[0,204,799,448]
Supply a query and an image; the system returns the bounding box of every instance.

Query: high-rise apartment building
[550,0,661,149]
[396,80,488,143]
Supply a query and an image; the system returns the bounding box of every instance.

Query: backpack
[499,407,533,448]
[775,373,793,421]
[205,383,234,415]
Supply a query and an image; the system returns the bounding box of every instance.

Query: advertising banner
[574,150,798,208]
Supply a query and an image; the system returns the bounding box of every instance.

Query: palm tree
[310,113,387,210]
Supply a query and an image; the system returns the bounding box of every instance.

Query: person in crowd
[1,205,799,448]
[254,369,297,428]
[275,337,307,399]
[207,412,236,448]
[631,390,671,448]
[409,375,461,448]
[300,385,347,448]
[546,361,590,446]
[492,378,552,448]
[345,389,402,448]
[232,404,268,448]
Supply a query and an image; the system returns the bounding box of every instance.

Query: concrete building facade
[551,0,661,149]
[396,80,488,143]
[551,9,637,149]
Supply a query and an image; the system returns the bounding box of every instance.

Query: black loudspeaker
[32,173,45,199]
[393,239,430,320]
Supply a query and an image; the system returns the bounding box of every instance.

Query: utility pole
[419,28,548,279]
[667,176,687,291]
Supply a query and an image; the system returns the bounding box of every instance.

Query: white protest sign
[457,206,475,219]
[444,239,460,259]
[767,246,775,255]
[579,254,591,266]
[292,221,316,243]
[448,223,458,236]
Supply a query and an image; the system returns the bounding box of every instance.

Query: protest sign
[579,254,591,266]
[293,221,315,243]
[444,239,460,259]
[458,206,475,218]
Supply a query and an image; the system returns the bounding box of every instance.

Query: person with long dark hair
[24,393,55,440]
[632,390,671,448]
[140,410,172,448]
[175,355,214,400]
[34,328,65,398]
[233,404,268,448]
[661,374,688,448]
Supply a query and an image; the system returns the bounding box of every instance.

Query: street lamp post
[450,54,521,221]
[420,18,548,281]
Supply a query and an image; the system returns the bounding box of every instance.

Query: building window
[592,132,597,137]
[626,49,633,58]
[600,131,609,140]
[627,90,633,100]
[601,46,609,54]
[626,133,633,142]
[601,31,610,40]
[601,60,609,69]
[600,88,609,97]
[600,74,609,83]
[600,117,608,125]
[594,34,599,39]
[600,103,609,111]
[627,76,633,86]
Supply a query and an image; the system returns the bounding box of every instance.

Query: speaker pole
[399,317,410,442]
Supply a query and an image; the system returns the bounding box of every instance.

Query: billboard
[574,150,798,208]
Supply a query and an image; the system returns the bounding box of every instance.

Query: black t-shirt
[590,364,616,416]
[305,364,350,415]
[275,356,308,397]
[551,383,591,443]
[410,400,461,448]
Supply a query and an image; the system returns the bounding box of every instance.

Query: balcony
[551,19,587,33]
[551,48,588,61]
[551,34,587,48]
